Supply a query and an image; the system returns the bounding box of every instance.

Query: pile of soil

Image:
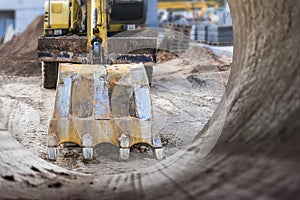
[0,15,44,77]
[156,50,178,63]
[181,46,217,65]
[181,46,232,72]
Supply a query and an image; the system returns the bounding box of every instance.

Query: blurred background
[0,0,230,44]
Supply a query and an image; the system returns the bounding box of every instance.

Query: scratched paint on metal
[111,84,134,118]
[94,70,110,119]
[114,118,151,137]
[49,119,81,146]
[107,64,132,86]
[93,120,118,145]
[134,87,152,120]
[72,73,94,118]
[129,64,149,87]
[49,62,161,149]
[54,75,72,118]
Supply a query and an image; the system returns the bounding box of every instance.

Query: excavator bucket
[46,63,164,161]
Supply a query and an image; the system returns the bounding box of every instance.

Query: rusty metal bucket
[47,63,164,161]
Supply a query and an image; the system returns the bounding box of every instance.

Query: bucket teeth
[82,134,93,147]
[118,134,130,148]
[47,63,164,161]
[47,147,57,161]
[154,148,165,160]
[119,148,130,161]
[83,147,94,161]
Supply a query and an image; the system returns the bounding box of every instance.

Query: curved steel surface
[0,0,299,199]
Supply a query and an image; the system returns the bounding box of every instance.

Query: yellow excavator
[38,0,156,88]
[38,0,164,161]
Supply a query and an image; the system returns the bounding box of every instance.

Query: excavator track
[42,62,58,89]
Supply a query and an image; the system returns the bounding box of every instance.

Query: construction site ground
[0,16,232,175]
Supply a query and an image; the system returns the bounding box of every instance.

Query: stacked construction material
[190,25,197,41]
[207,25,233,45]
[190,24,233,45]
[196,25,209,43]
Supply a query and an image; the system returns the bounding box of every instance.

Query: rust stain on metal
[47,63,162,156]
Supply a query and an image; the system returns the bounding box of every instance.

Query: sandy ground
[0,16,232,174]
[0,48,230,175]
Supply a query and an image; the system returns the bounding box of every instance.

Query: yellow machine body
[43,0,147,36]
[44,0,70,35]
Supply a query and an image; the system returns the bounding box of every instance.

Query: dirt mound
[157,50,178,63]
[181,45,232,72]
[181,46,218,65]
[0,15,44,77]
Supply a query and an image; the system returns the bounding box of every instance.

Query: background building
[0,0,158,40]
[146,0,159,27]
[0,0,44,39]
[0,0,230,40]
